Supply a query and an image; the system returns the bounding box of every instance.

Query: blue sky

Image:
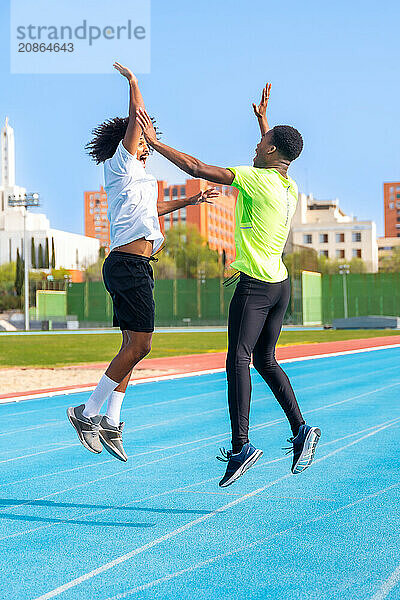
[0,0,399,237]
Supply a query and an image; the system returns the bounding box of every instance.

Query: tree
[0,261,16,283]
[99,246,106,259]
[51,237,56,269]
[283,246,318,276]
[38,243,44,269]
[15,249,24,296]
[31,238,36,269]
[45,238,50,269]
[379,247,400,272]
[85,255,106,281]
[152,253,177,279]
[317,256,367,274]
[163,224,221,278]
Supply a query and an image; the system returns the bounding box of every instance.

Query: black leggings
[226,273,304,452]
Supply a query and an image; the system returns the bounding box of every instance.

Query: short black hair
[85,116,159,164]
[270,125,303,162]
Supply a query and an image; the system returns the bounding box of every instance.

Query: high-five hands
[136,107,158,145]
[252,83,271,119]
[189,188,220,206]
[113,62,137,84]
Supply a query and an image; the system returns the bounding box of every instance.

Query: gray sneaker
[67,404,102,454]
[98,416,128,462]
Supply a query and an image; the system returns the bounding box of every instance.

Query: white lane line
[105,479,400,600]
[4,343,400,405]
[2,344,395,419]
[0,414,390,509]
[3,376,400,467]
[1,375,227,416]
[0,385,228,436]
[2,418,396,542]
[2,376,400,495]
[0,368,227,404]
[0,443,80,464]
[31,419,400,600]
[4,359,399,440]
[370,565,400,600]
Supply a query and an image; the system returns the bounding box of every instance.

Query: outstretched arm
[113,62,145,156]
[136,108,234,185]
[157,188,219,216]
[252,83,271,137]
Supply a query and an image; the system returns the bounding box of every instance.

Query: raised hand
[136,107,158,145]
[113,62,137,83]
[252,83,271,119]
[189,187,220,205]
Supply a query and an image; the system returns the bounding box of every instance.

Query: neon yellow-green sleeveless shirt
[229,166,298,283]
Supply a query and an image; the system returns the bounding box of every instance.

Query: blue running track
[1,346,400,600]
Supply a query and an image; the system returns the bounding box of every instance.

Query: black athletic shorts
[102,251,155,332]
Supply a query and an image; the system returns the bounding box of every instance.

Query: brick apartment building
[84,179,237,264]
[84,186,110,254]
[158,179,237,264]
[383,181,400,238]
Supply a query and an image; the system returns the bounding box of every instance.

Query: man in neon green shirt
[137,83,321,487]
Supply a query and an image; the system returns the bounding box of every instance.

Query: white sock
[105,391,125,427]
[83,374,119,418]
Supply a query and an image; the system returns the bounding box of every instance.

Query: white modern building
[0,117,99,270]
[289,192,378,272]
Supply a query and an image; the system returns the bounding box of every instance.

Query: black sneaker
[67,404,102,454]
[218,443,263,488]
[284,424,321,474]
[98,416,128,462]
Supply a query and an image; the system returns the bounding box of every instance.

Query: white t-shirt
[103,141,164,253]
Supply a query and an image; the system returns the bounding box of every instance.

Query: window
[389,202,395,209]
[352,249,362,258]
[319,233,328,244]
[164,189,170,199]
[398,233,400,238]
[173,212,179,222]
[180,186,186,196]
[397,201,400,208]
[95,193,100,199]
[181,208,187,220]
[164,219,170,230]
[303,234,312,244]
[352,232,361,242]
[336,233,345,243]
[336,249,345,258]
[172,187,178,198]
[319,250,329,257]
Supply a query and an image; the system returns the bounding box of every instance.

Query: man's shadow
[0,498,210,528]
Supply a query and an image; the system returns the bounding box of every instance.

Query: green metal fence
[64,272,400,327]
[66,278,302,326]
[322,273,400,324]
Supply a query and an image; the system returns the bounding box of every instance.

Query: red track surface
[2,335,400,401]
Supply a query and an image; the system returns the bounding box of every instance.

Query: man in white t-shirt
[67,63,218,462]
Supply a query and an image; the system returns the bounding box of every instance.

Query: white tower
[1,117,16,188]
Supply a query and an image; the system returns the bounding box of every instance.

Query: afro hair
[271,125,303,162]
[85,116,160,164]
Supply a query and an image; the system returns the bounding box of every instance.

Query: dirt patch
[0,366,177,395]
